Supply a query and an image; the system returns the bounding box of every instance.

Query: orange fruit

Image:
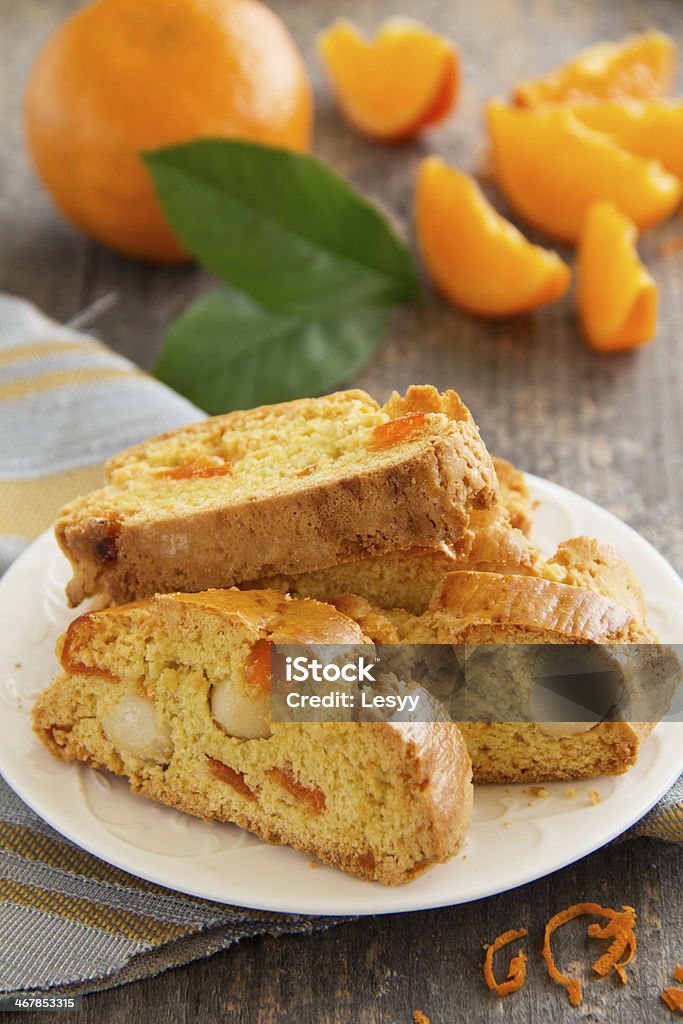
[487,101,682,243]
[513,31,676,106]
[24,0,313,263]
[571,99,683,183]
[577,202,657,352]
[415,157,570,318]
[318,18,458,141]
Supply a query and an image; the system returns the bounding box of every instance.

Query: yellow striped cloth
[0,294,680,996]
[0,295,344,996]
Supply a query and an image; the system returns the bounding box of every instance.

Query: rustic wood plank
[0,0,90,323]
[37,839,682,1024]
[0,0,681,1021]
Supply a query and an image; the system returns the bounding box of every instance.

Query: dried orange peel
[318,18,458,140]
[578,201,657,353]
[513,30,677,106]
[662,989,683,1013]
[662,965,683,1013]
[571,99,683,183]
[484,928,528,997]
[543,902,637,1007]
[487,101,682,242]
[415,157,570,317]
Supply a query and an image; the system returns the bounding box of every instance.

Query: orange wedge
[513,31,676,106]
[571,99,683,182]
[577,201,657,352]
[318,18,458,141]
[487,101,682,242]
[415,157,570,317]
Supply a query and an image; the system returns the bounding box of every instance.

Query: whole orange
[24,0,313,263]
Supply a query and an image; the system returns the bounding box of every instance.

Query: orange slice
[513,31,676,106]
[415,157,570,317]
[318,18,458,140]
[577,201,657,352]
[571,99,683,182]
[487,101,682,242]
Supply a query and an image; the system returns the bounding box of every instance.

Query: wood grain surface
[1,0,682,1021]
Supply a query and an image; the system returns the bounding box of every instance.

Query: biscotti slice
[56,386,497,607]
[32,588,473,885]
[542,536,648,625]
[249,510,543,615]
[330,571,668,783]
[491,457,534,535]
[247,458,542,614]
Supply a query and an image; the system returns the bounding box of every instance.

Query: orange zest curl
[587,907,637,983]
[483,928,528,997]
[542,902,637,1007]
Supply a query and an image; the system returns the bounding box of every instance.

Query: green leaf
[143,140,420,316]
[154,287,389,414]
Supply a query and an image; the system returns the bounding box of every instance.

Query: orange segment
[513,31,676,106]
[571,99,683,182]
[487,101,682,242]
[577,201,657,353]
[415,157,570,317]
[318,18,458,140]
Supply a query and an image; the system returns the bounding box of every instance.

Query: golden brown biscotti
[250,512,543,615]
[32,588,473,886]
[248,457,542,614]
[491,456,534,535]
[425,570,654,644]
[331,571,663,783]
[543,536,648,625]
[56,387,498,607]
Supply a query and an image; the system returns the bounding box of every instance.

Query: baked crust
[33,589,473,886]
[56,387,498,606]
[491,456,534,535]
[247,460,542,614]
[429,570,641,641]
[544,535,648,624]
[460,720,652,783]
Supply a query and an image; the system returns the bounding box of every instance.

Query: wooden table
[1,0,682,1020]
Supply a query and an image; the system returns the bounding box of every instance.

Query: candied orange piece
[244,639,273,690]
[318,18,458,140]
[415,157,570,317]
[369,412,430,451]
[156,455,232,480]
[487,102,682,242]
[513,31,676,106]
[577,202,657,353]
[571,99,683,182]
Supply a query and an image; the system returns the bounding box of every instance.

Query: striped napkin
[0,293,680,996]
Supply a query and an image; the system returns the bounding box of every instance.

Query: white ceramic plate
[0,475,682,917]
